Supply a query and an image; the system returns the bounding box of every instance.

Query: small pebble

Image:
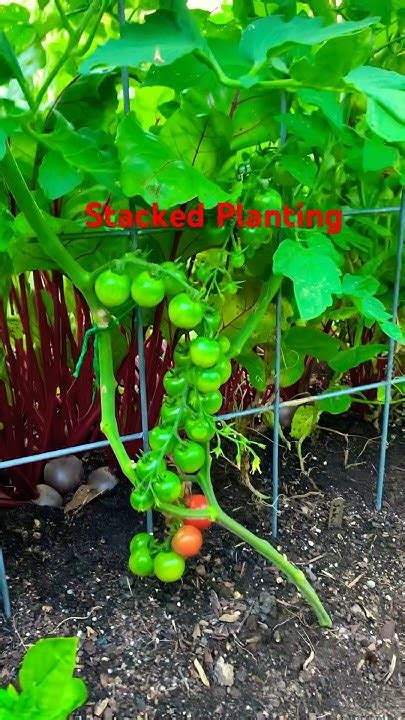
[366,580,376,589]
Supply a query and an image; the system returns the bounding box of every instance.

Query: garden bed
[0,415,404,720]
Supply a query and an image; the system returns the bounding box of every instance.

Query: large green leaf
[80,10,204,75]
[329,344,387,373]
[273,239,342,320]
[231,89,280,150]
[38,152,83,200]
[318,386,352,414]
[33,114,119,191]
[19,637,87,717]
[291,31,372,86]
[116,113,229,208]
[160,106,232,175]
[345,66,405,142]
[239,15,379,63]
[284,327,341,361]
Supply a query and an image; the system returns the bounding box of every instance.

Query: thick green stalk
[161,453,332,627]
[98,330,138,485]
[0,146,92,297]
[228,275,282,358]
[216,508,332,627]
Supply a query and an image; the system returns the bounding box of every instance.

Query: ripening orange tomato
[171,525,203,557]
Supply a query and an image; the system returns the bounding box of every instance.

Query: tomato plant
[2,0,404,626]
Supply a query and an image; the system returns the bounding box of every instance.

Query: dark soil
[0,415,404,720]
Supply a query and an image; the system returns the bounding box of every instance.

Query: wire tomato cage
[1,0,404,619]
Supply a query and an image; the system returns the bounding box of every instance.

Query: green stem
[216,507,332,627]
[34,0,102,111]
[54,0,73,33]
[98,330,138,485]
[162,453,332,628]
[0,147,91,295]
[228,275,282,357]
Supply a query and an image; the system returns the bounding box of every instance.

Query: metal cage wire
[1,1,404,619]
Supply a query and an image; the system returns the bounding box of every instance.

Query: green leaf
[380,320,404,342]
[345,66,405,142]
[342,273,380,297]
[116,113,229,208]
[160,107,232,176]
[298,89,344,130]
[0,129,6,160]
[290,405,320,440]
[239,351,266,391]
[329,344,387,373]
[81,11,204,75]
[291,31,372,86]
[276,112,329,148]
[239,15,379,63]
[279,348,305,388]
[19,638,87,717]
[317,386,352,414]
[0,30,25,85]
[362,138,399,172]
[231,89,280,150]
[34,114,119,191]
[284,327,341,361]
[38,152,83,200]
[280,156,317,186]
[273,239,342,320]
[355,295,390,323]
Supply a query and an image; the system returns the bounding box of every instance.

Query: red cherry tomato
[184,494,212,530]
[171,525,203,557]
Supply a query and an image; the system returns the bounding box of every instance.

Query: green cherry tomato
[218,336,231,354]
[255,188,283,212]
[173,441,205,473]
[130,532,152,554]
[160,399,186,425]
[214,357,232,385]
[135,452,166,480]
[193,367,222,393]
[130,488,154,512]
[154,551,185,583]
[204,309,221,337]
[154,470,182,503]
[201,390,223,414]
[239,225,268,249]
[163,370,188,397]
[173,344,191,368]
[189,337,220,369]
[128,548,154,577]
[168,294,204,330]
[149,426,176,453]
[95,270,131,308]
[185,416,216,443]
[196,263,211,283]
[230,250,245,268]
[161,261,188,296]
[131,271,165,308]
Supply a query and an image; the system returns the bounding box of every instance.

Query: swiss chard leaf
[116,113,229,207]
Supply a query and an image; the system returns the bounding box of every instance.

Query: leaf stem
[98,330,138,485]
[228,275,282,357]
[0,146,91,295]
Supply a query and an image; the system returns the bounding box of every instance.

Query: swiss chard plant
[1,0,404,625]
[0,637,87,720]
